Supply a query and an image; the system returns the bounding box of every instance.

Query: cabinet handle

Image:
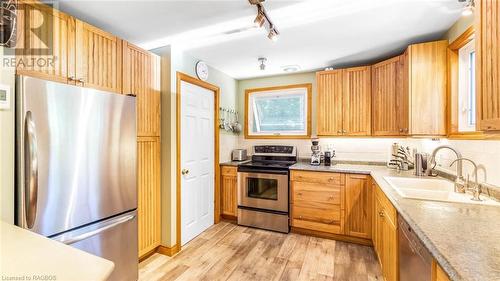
[297,192,303,196]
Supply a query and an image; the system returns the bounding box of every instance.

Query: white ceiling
[54,0,464,80]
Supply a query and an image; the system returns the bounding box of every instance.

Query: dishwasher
[398,214,433,281]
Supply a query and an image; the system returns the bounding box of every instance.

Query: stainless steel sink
[383,176,500,206]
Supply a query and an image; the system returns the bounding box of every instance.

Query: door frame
[176,72,220,251]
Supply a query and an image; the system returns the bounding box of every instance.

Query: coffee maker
[310,138,321,166]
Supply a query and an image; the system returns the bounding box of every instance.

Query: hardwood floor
[139,222,382,281]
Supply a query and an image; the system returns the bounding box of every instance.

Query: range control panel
[254,145,295,155]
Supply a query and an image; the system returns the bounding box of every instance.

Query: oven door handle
[237,168,289,175]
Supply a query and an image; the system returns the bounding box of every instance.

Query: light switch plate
[0,84,11,110]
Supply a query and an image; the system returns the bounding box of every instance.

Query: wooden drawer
[291,170,344,185]
[292,202,344,234]
[375,184,397,227]
[221,166,237,176]
[292,181,341,205]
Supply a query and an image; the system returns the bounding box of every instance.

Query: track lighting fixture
[249,0,279,42]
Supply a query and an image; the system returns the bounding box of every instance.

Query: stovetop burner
[238,145,298,172]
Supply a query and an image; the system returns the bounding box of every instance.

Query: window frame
[244,83,312,139]
[447,26,485,139]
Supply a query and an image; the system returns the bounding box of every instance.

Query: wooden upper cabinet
[406,40,447,136]
[123,42,161,137]
[344,174,372,239]
[317,67,371,136]
[317,70,344,136]
[15,1,74,84]
[372,56,407,136]
[75,20,122,93]
[343,66,371,136]
[475,0,500,131]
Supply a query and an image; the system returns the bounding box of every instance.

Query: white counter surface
[0,221,114,281]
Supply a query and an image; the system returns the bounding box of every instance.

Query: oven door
[238,171,289,213]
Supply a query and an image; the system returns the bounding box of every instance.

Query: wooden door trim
[175,72,220,252]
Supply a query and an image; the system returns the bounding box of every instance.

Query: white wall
[0,47,16,224]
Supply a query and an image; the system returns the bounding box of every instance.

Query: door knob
[181,169,189,175]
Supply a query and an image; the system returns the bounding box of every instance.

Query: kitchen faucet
[426,145,465,193]
[450,158,482,201]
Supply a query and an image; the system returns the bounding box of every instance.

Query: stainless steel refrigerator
[15,76,138,281]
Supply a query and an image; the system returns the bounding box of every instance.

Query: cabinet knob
[343,130,347,134]
[337,130,342,134]
[399,128,403,133]
[329,196,334,200]
[181,169,190,175]
[68,76,75,81]
[77,78,85,83]
[297,192,303,196]
[378,211,384,217]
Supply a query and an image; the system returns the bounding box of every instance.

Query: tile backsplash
[234,136,500,187]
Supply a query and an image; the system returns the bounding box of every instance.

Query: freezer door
[16,76,137,237]
[52,210,138,281]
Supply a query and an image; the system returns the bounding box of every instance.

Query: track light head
[254,11,265,27]
[268,29,279,42]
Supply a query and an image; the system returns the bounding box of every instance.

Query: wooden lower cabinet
[345,174,372,239]
[137,137,161,258]
[291,171,345,234]
[432,260,451,281]
[373,183,398,281]
[220,166,238,218]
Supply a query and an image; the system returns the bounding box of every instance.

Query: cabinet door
[476,0,500,131]
[220,166,238,218]
[317,70,344,136]
[381,212,398,281]
[123,42,161,137]
[407,40,447,135]
[373,195,384,265]
[344,174,372,239]
[343,66,372,136]
[75,20,122,93]
[15,2,74,84]
[372,57,405,136]
[137,137,161,257]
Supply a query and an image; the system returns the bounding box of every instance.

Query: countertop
[1,221,115,281]
[290,162,500,281]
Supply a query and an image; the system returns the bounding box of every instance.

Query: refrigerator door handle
[24,111,38,229]
[54,214,136,245]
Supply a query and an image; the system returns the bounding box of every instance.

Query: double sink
[384,176,500,206]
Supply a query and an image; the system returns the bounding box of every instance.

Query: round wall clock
[195,61,209,81]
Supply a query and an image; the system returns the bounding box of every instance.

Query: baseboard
[221,214,237,222]
[156,244,181,257]
[139,247,158,262]
[291,227,373,246]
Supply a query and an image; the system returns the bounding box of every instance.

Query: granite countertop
[0,221,114,281]
[290,162,500,281]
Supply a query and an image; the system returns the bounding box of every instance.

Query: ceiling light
[258,57,267,70]
[268,29,279,42]
[282,65,300,73]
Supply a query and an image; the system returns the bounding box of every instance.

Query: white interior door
[180,81,215,246]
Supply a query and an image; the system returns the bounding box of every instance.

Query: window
[458,39,476,132]
[245,84,311,138]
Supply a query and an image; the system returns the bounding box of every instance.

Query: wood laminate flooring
[139,222,382,281]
